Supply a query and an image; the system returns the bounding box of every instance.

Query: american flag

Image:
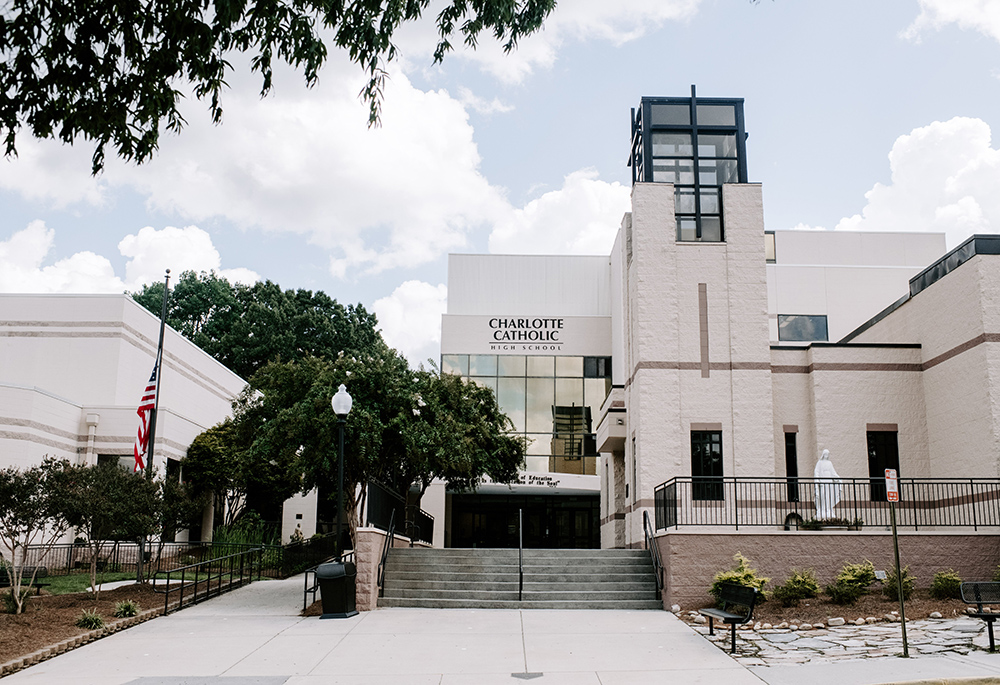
[133,365,158,472]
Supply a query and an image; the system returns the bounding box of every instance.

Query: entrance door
[450,494,599,548]
[867,431,899,501]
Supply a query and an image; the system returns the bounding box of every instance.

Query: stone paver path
[690,615,993,666]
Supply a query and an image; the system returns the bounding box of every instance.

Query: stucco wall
[656,530,1000,610]
[623,183,773,546]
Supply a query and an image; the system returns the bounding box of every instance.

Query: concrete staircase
[378,548,662,610]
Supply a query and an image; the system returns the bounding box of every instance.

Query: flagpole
[145,269,170,480]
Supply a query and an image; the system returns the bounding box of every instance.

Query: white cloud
[456,87,514,115]
[0,223,258,294]
[110,67,508,278]
[0,140,108,207]
[903,0,1000,43]
[833,117,1000,247]
[442,0,702,83]
[0,221,124,293]
[118,225,260,288]
[373,280,448,367]
[489,169,631,255]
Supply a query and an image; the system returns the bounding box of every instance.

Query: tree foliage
[0,458,75,613]
[184,417,299,525]
[203,349,523,539]
[0,0,557,173]
[131,270,380,379]
[61,462,162,598]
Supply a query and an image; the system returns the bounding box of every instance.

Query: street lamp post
[331,384,353,561]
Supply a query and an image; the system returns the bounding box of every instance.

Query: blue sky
[1,0,999,367]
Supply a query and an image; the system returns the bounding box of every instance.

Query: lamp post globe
[332,384,351,560]
[332,384,353,417]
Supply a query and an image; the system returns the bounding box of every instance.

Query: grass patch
[44,572,133,595]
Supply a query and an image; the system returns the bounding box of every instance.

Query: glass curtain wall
[441,354,611,476]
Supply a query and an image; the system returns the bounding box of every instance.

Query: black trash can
[316,560,358,619]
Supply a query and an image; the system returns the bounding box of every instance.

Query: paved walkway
[3,577,757,685]
[7,577,1000,685]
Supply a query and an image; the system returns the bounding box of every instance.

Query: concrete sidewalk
[7,575,1000,685]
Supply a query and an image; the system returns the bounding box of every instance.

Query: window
[691,431,723,500]
[441,354,604,477]
[765,231,776,263]
[784,432,799,502]
[777,314,829,342]
[867,431,900,501]
[630,93,747,243]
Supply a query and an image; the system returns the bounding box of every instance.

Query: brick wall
[655,530,1000,610]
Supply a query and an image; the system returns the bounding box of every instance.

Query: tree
[0,458,75,614]
[183,417,299,526]
[0,0,558,173]
[61,462,161,599]
[397,367,523,498]
[131,271,381,379]
[228,349,524,542]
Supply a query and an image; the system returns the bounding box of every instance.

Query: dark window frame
[691,430,724,501]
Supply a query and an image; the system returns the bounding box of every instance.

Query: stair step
[377,547,662,611]
[378,597,664,610]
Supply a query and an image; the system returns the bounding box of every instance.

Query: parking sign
[885,468,899,502]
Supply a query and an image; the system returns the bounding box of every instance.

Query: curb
[883,676,1000,685]
[0,607,163,678]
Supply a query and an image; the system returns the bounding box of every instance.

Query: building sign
[441,314,612,356]
[488,317,564,350]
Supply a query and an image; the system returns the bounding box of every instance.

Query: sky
[2,0,1000,368]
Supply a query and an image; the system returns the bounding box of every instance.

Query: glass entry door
[450,494,599,548]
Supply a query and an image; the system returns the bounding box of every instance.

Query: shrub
[826,581,865,605]
[75,609,105,630]
[826,560,877,605]
[113,599,140,618]
[772,569,820,607]
[835,561,876,592]
[883,566,916,601]
[2,588,31,614]
[709,553,769,603]
[992,564,1000,583]
[930,569,962,600]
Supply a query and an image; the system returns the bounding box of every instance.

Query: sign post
[886,468,909,657]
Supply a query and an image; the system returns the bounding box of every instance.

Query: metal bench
[699,583,759,654]
[0,566,50,595]
[961,581,1000,652]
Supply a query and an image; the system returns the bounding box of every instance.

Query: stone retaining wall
[354,527,429,611]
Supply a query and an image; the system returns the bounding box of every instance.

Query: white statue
[813,449,842,520]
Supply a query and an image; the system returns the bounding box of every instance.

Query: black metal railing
[653,476,1000,531]
[367,481,434,545]
[404,505,434,546]
[367,481,406,533]
[376,510,396,598]
[642,511,664,600]
[517,508,523,602]
[21,537,331,580]
[155,547,263,614]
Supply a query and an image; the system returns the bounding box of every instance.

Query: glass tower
[629,86,748,242]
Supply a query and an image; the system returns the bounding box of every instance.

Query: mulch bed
[681,588,974,626]
[0,584,162,665]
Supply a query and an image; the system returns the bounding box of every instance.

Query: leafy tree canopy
[131,270,380,379]
[0,0,557,173]
[210,349,523,532]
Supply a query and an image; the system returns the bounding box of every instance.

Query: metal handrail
[653,476,1000,531]
[155,547,263,615]
[518,508,524,602]
[643,511,664,600]
[376,510,396,597]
